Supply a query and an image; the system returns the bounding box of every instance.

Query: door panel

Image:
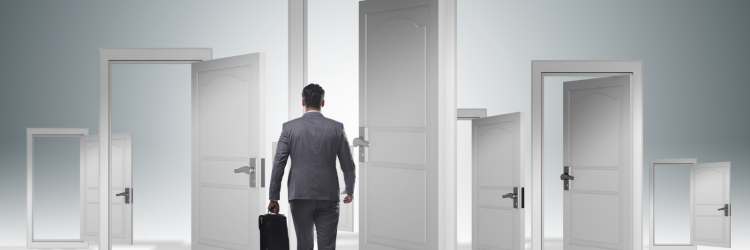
[192,53,265,250]
[691,162,731,248]
[563,75,631,250]
[80,133,132,244]
[472,112,524,250]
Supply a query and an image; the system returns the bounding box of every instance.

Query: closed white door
[191,53,266,250]
[472,112,524,250]
[80,133,133,244]
[563,75,631,250]
[691,161,731,248]
[359,0,455,249]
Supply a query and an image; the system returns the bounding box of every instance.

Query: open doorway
[531,61,644,250]
[94,49,267,250]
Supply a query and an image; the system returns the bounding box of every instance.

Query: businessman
[268,83,356,250]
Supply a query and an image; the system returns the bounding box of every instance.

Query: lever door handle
[561,166,573,190]
[560,173,575,180]
[718,204,730,216]
[235,159,258,187]
[353,137,369,147]
[234,166,254,174]
[502,187,521,209]
[115,188,130,204]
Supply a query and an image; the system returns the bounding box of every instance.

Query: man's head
[302,83,325,110]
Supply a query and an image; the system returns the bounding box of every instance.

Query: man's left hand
[342,190,354,203]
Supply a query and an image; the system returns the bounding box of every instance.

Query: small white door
[472,112,524,250]
[691,161,731,248]
[191,53,266,250]
[563,75,631,250]
[80,133,133,244]
[338,146,355,232]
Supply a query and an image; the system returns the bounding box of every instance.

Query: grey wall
[0,0,288,245]
[2,0,750,248]
[456,0,750,248]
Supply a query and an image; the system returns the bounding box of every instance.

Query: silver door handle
[353,137,369,147]
[115,188,130,204]
[234,166,255,174]
[234,158,258,187]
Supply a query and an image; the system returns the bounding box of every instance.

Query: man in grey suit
[268,83,356,250]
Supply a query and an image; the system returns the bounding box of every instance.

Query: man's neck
[305,108,321,113]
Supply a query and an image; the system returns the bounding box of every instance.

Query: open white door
[80,133,133,244]
[472,112,524,250]
[359,1,456,249]
[338,146,355,232]
[563,75,632,250]
[691,161,731,248]
[191,53,266,250]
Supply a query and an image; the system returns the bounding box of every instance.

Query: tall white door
[359,0,456,249]
[563,75,631,250]
[191,53,266,250]
[80,133,133,244]
[691,161,731,248]
[472,112,524,250]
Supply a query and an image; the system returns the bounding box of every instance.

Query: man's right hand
[268,201,280,214]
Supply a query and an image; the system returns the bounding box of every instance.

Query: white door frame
[649,158,697,250]
[26,128,90,249]
[531,61,643,250]
[98,48,212,250]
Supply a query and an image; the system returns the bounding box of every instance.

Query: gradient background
[1,0,749,249]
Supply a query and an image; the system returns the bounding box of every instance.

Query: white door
[338,146,355,232]
[191,53,266,250]
[691,161,731,248]
[359,0,456,249]
[563,75,631,250]
[80,133,133,244]
[472,112,524,250]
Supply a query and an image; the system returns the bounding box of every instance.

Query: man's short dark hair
[302,83,325,108]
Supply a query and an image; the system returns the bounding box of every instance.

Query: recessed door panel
[563,75,631,250]
[472,112,524,250]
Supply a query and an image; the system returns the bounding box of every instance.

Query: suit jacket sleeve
[269,123,290,201]
[337,125,357,196]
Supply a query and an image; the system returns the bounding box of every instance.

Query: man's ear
[302,99,305,107]
[321,99,325,108]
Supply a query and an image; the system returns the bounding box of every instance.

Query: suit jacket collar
[303,111,323,118]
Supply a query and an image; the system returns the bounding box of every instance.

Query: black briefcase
[259,207,290,250]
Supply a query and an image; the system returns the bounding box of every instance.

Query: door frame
[649,158,697,250]
[26,128,90,249]
[531,61,643,250]
[98,48,212,250]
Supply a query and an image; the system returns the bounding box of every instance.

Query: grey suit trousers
[289,199,339,250]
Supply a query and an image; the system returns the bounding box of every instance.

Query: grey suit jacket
[269,111,356,201]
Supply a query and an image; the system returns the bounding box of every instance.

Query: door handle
[115,188,130,204]
[502,187,521,209]
[234,158,257,187]
[718,204,730,216]
[353,137,369,147]
[561,166,574,190]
